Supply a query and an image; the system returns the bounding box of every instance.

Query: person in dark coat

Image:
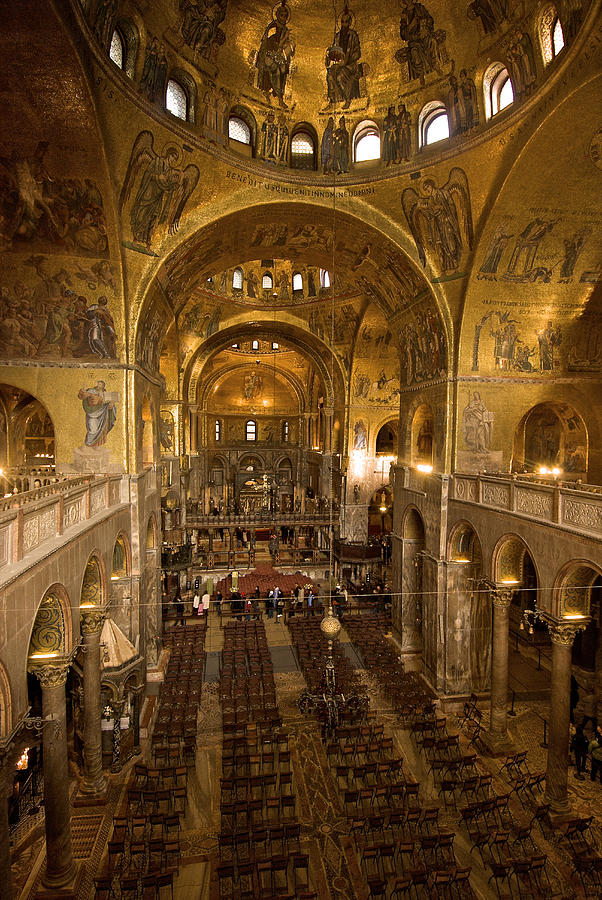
[174,589,185,626]
[571,724,589,779]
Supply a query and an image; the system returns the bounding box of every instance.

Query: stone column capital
[490,586,514,608]
[80,607,106,635]
[548,620,589,646]
[28,661,69,688]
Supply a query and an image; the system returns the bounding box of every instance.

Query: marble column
[29,662,77,889]
[80,609,107,797]
[0,754,14,899]
[545,622,585,813]
[486,588,514,751]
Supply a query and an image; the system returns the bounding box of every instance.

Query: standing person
[307,589,314,616]
[255,584,261,598]
[589,727,602,782]
[216,590,222,616]
[202,589,210,617]
[175,589,185,627]
[267,589,274,619]
[192,591,201,616]
[571,724,589,779]
[244,595,252,621]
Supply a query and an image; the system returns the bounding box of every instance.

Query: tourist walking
[202,590,210,617]
[192,592,200,615]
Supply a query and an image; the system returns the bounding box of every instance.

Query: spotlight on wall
[416,463,433,474]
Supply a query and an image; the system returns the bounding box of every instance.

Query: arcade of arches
[0,0,601,896]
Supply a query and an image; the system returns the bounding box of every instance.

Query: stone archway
[410,403,434,469]
[512,400,588,477]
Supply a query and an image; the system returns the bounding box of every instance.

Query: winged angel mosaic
[402,167,473,274]
[120,131,200,251]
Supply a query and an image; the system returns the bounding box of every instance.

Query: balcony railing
[0,474,125,570]
[186,508,338,528]
[452,473,602,537]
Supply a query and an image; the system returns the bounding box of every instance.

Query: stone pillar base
[37,861,83,899]
[73,776,108,807]
[545,800,573,821]
[480,729,515,757]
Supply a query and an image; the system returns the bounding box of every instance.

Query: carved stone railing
[186,511,336,528]
[0,475,125,570]
[452,474,602,538]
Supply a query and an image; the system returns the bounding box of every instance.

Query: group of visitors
[571,722,602,782]
[192,589,211,617]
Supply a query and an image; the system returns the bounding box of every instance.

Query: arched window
[252,340,260,351]
[539,5,565,64]
[292,272,303,293]
[282,420,290,443]
[215,419,221,442]
[229,116,251,145]
[262,272,273,290]
[419,102,450,148]
[484,63,514,118]
[290,131,316,170]
[246,420,257,442]
[553,17,565,56]
[109,29,125,69]
[232,267,243,291]
[272,342,279,350]
[166,79,188,120]
[109,19,138,77]
[354,121,381,162]
[320,269,331,289]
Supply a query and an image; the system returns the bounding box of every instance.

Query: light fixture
[454,557,471,563]
[501,578,519,584]
[416,463,433,474]
[16,748,29,770]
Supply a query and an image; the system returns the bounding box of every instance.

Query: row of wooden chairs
[126,786,186,817]
[217,621,307,889]
[112,813,180,844]
[95,871,174,900]
[220,771,294,801]
[107,835,180,878]
[131,764,187,790]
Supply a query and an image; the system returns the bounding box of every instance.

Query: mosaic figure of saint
[396,103,412,162]
[255,1,295,108]
[399,0,441,84]
[78,380,117,447]
[383,107,397,165]
[325,6,363,109]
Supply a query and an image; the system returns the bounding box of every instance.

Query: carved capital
[548,621,587,647]
[80,608,106,635]
[28,662,69,688]
[491,587,514,609]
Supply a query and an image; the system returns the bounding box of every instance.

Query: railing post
[553,484,562,524]
[14,507,23,562]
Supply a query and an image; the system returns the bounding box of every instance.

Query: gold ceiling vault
[0,0,599,479]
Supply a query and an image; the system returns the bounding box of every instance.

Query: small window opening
[166,79,187,120]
